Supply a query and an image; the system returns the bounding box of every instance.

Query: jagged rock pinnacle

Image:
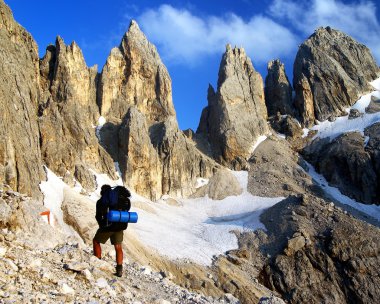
[197,45,268,169]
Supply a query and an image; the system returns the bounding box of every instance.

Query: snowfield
[310,77,380,141]
[129,171,282,265]
[306,162,380,223]
[40,168,283,266]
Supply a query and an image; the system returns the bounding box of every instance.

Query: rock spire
[197,45,268,169]
[265,59,293,116]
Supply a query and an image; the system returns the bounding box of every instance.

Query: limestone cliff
[294,27,379,127]
[38,37,116,190]
[197,45,269,169]
[98,21,218,200]
[98,20,175,124]
[0,0,44,197]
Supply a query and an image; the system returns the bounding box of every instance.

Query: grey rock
[365,95,380,113]
[283,236,306,256]
[303,132,378,204]
[98,20,175,123]
[259,295,285,304]
[197,45,268,169]
[260,195,380,304]
[192,169,242,200]
[294,27,379,127]
[265,59,294,116]
[364,123,380,200]
[348,108,362,119]
[117,107,162,201]
[269,113,303,139]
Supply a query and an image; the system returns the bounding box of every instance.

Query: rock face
[303,132,379,204]
[98,20,175,123]
[269,113,303,139]
[365,123,380,189]
[259,195,380,304]
[197,45,268,169]
[248,136,313,197]
[38,37,117,191]
[265,60,293,116]
[293,27,379,127]
[0,1,44,197]
[98,21,218,200]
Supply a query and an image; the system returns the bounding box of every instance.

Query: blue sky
[7,0,380,130]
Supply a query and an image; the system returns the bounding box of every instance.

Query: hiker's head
[100,184,111,195]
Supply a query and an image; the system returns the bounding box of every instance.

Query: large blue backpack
[101,186,132,229]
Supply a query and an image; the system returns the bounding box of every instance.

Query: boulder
[197,45,268,169]
[293,27,379,126]
[365,95,380,113]
[61,188,98,244]
[265,59,294,116]
[269,113,303,139]
[192,169,243,200]
[348,108,362,119]
[283,236,306,256]
[0,1,44,197]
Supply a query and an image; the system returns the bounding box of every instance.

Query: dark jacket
[95,196,130,232]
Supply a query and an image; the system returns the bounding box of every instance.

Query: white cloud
[269,0,380,62]
[137,4,298,66]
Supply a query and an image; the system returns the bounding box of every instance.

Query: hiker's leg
[93,239,102,259]
[114,243,123,265]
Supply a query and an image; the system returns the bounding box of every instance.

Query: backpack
[101,186,131,230]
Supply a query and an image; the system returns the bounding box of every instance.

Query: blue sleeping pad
[107,210,138,223]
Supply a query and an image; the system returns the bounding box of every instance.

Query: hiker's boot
[116,264,123,277]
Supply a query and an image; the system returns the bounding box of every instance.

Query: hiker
[93,184,131,277]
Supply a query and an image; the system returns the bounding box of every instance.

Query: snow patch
[306,162,380,222]
[311,107,380,141]
[130,170,283,265]
[98,116,106,126]
[39,168,81,235]
[95,116,107,142]
[364,136,370,147]
[302,128,310,138]
[196,178,209,188]
[370,78,380,91]
[311,77,380,141]
[89,167,123,201]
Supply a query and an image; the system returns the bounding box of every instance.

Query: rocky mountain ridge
[1,0,380,303]
[1,0,379,205]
